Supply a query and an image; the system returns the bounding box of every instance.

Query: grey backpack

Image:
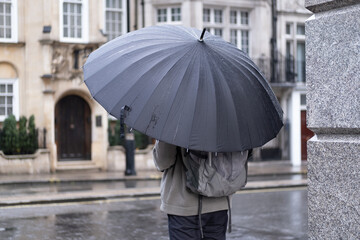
[181,149,250,236]
[182,149,249,197]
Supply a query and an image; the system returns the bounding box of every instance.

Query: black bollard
[124,130,136,176]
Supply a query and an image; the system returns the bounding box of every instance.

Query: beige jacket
[153,140,229,216]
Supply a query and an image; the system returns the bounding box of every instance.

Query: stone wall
[305,0,360,239]
[0,149,51,174]
[107,145,157,172]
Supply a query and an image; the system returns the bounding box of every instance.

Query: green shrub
[1,115,19,155]
[27,115,38,154]
[114,120,124,146]
[108,120,149,149]
[134,130,149,150]
[108,120,116,146]
[0,115,38,155]
[18,116,28,154]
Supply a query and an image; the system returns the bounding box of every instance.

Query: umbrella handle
[199,28,206,42]
[120,105,131,138]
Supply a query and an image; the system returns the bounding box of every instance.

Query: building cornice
[39,39,106,47]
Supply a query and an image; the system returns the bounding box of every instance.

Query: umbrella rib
[133,44,200,139]
[210,48,267,146]
[206,49,242,151]
[208,43,276,100]
[226,48,283,121]
[180,45,202,150]
[209,43,282,116]
[91,44,188,105]
[187,46,215,151]
[208,43,283,147]
[86,36,188,65]
[85,41,184,81]
[108,43,197,118]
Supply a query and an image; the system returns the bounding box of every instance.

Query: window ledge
[39,40,106,47]
[0,42,25,47]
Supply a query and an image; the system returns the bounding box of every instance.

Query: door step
[56,161,101,172]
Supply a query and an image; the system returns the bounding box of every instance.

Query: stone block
[306,4,360,131]
[0,149,51,174]
[305,0,360,12]
[307,136,360,239]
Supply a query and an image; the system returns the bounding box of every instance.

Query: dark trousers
[168,210,228,240]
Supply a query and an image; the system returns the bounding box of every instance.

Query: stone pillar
[305,1,360,239]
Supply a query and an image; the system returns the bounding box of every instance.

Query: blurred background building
[0,0,311,173]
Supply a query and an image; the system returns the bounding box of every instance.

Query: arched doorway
[55,95,91,161]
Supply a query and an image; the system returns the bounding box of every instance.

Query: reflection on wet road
[0,175,306,197]
[0,188,307,240]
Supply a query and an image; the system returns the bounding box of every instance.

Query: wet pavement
[0,188,308,240]
[0,175,306,198]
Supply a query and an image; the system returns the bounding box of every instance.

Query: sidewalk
[0,161,307,207]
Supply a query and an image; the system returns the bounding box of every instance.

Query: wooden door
[301,110,314,160]
[55,95,91,161]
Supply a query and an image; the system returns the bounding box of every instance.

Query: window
[214,28,222,37]
[203,8,210,23]
[240,11,248,25]
[230,10,237,24]
[296,24,305,35]
[230,29,249,54]
[203,8,224,40]
[241,30,249,54]
[285,22,306,82]
[157,8,167,22]
[230,29,237,45]
[297,42,305,82]
[156,6,181,24]
[229,9,248,26]
[214,9,222,23]
[105,0,126,41]
[0,0,17,42]
[60,0,88,43]
[0,79,18,121]
[229,9,250,54]
[171,7,181,21]
[286,23,292,35]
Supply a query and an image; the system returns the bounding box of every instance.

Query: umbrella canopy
[84,25,283,152]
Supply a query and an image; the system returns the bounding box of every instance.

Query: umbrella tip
[199,28,206,42]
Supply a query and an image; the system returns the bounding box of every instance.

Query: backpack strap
[198,195,204,238]
[227,196,232,233]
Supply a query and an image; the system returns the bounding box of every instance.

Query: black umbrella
[84,25,283,152]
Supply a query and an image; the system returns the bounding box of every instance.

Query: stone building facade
[0,0,311,173]
[0,0,129,172]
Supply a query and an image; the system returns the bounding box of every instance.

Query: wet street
[0,175,306,198]
[0,187,307,240]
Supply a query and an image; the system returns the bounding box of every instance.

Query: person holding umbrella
[83,25,283,239]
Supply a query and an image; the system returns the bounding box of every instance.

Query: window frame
[203,7,224,25]
[59,0,89,43]
[103,0,127,41]
[285,22,306,82]
[0,78,19,121]
[229,9,251,55]
[203,7,224,39]
[0,0,18,43]
[156,6,182,25]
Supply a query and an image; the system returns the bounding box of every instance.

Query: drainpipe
[270,0,278,83]
[127,0,130,32]
[134,0,138,30]
[141,0,145,28]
